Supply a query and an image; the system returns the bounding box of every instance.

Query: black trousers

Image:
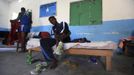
[40,38,56,61]
[62,36,71,43]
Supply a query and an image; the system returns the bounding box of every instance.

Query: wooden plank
[65,48,113,56]
[28,47,40,52]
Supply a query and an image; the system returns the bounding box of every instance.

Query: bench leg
[106,56,112,71]
[16,41,19,52]
[124,45,128,55]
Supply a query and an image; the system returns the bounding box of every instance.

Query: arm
[52,27,60,46]
[61,22,71,38]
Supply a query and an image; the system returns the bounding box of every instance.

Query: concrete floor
[0,51,134,75]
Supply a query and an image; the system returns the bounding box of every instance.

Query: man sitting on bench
[39,32,57,69]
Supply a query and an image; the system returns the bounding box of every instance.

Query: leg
[21,25,30,52]
[20,32,28,52]
[21,32,25,52]
[16,32,21,52]
[40,38,57,69]
[40,38,56,61]
[23,32,29,52]
[16,40,19,52]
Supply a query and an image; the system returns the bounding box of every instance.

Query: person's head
[48,16,58,25]
[21,7,26,13]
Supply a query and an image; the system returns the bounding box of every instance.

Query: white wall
[8,0,82,27]
[38,0,82,25]
[0,0,9,28]
[103,0,134,21]
[8,0,40,27]
[8,0,134,27]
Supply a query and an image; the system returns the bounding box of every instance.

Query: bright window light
[11,12,18,20]
[18,0,23,3]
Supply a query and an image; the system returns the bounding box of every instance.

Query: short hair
[21,7,26,11]
[49,16,56,20]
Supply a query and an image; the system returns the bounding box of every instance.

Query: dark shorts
[19,25,31,32]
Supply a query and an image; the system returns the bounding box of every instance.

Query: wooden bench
[27,47,113,71]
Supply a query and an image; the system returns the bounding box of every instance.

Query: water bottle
[26,52,32,64]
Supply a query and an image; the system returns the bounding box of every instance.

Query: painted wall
[103,0,134,21]
[8,0,134,27]
[0,0,9,28]
[8,0,40,27]
[31,19,134,42]
[1,0,134,43]
[8,0,82,27]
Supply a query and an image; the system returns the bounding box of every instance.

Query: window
[70,0,102,26]
[40,2,56,17]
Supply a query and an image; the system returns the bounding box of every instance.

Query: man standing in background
[16,7,32,52]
